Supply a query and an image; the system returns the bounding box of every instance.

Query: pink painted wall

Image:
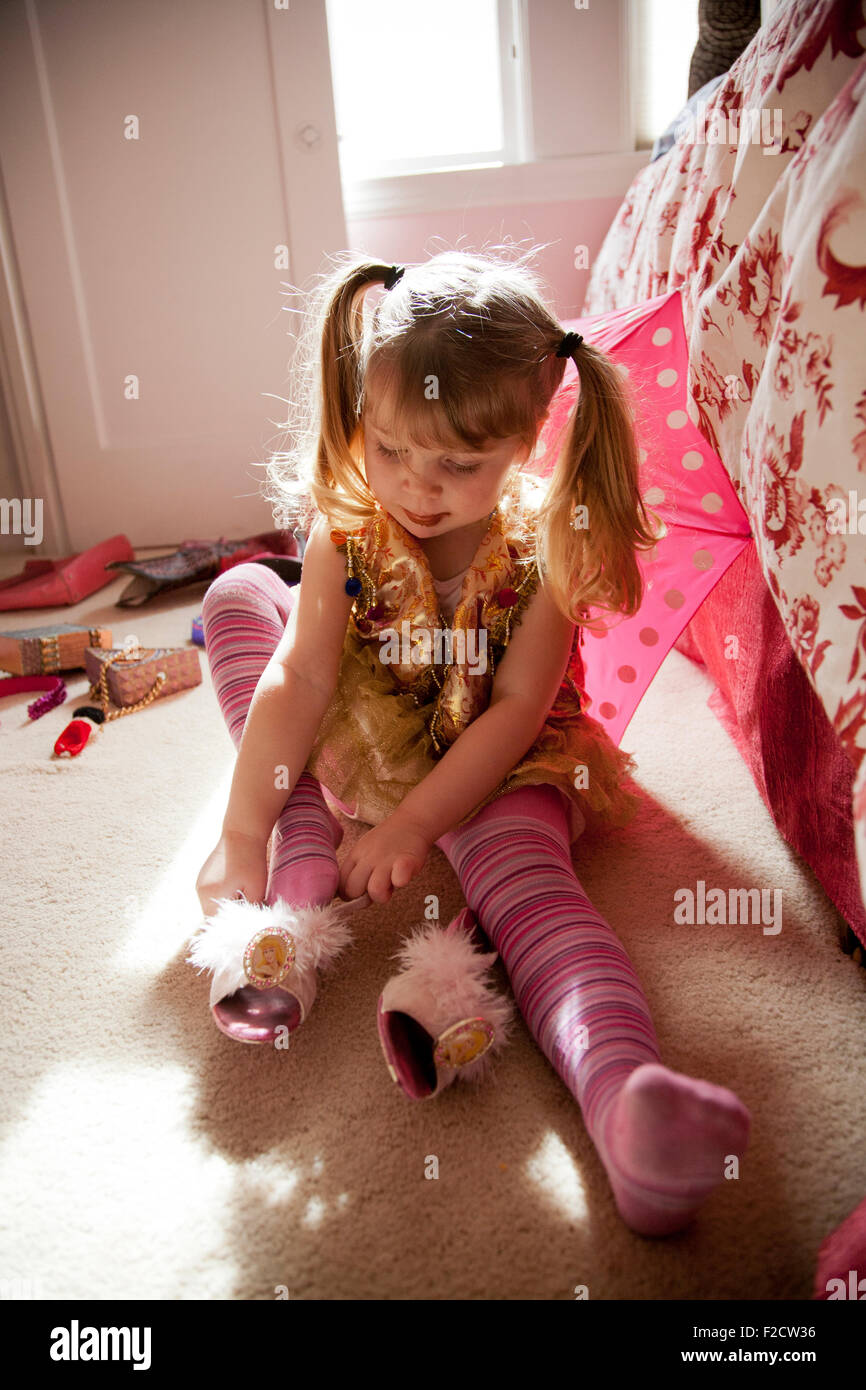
[346,195,624,320]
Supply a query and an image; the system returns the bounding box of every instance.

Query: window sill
[342,150,651,221]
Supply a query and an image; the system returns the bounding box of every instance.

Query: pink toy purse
[83,639,201,707]
[53,637,201,757]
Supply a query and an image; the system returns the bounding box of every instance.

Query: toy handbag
[83,639,201,708]
[54,638,202,757]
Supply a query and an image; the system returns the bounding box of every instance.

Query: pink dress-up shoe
[0,534,135,610]
[377,906,514,1100]
[187,892,370,1044]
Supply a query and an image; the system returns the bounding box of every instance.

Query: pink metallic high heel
[377,906,514,1100]
[188,892,370,1044]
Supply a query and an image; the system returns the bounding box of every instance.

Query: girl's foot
[597,1063,751,1237]
[189,893,370,1044]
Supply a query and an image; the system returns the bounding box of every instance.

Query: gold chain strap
[86,642,167,723]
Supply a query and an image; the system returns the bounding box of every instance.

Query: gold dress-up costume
[304,495,639,844]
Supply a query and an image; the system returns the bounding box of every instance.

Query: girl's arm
[220,516,355,843]
[339,579,576,900]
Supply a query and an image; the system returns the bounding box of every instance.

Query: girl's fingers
[368,863,393,904]
[391,855,417,889]
[341,847,422,903]
[343,860,368,902]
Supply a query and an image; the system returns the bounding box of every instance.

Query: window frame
[325,0,522,183]
[333,0,654,220]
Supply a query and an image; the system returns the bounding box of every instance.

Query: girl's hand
[339,814,432,904]
[196,828,270,918]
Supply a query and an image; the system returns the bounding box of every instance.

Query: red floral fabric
[584,0,866,916]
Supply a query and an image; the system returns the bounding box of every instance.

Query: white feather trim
[187,896,355,1009]
[387,919,515,1084]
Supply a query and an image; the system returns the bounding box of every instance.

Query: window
[325,0,521,182]
[326,1,652,219]
[631,0,699,150]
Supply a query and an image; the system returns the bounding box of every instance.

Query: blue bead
[345,577,362,596]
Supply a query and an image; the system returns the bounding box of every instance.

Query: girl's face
[361,401,531,538]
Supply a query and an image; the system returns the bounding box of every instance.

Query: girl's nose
[402,458,442,499]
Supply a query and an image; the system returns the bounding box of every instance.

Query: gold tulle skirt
[305,631,639,843]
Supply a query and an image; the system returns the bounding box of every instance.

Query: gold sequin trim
[483,557,540,678]
[343,534,377,618]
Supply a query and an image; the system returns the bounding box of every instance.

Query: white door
[0,0,347,553]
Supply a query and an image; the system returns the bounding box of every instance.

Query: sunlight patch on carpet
[112,770,234,973]
[525,1130,589,1224]
[0,1060,245,1298]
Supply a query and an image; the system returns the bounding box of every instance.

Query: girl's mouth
[404,508,447,526]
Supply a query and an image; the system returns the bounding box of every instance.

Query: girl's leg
[436,784,750,1237]
[200,563,343,908]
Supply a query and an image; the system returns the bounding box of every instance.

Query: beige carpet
[1,553,864,1302]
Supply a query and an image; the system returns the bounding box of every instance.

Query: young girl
[192,249,750,1238]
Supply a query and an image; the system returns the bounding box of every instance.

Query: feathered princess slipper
[377,906,515,1100]
[187,892,370,1044]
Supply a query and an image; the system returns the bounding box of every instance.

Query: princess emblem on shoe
[377,906,514,1100]
[187,892,370,1044]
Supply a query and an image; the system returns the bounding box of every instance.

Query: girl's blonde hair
[261,246,658,626]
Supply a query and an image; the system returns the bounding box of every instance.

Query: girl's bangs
[363,356,535,455]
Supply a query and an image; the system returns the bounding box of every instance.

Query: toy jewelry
[0,674,67,724]
[53,637,167,758]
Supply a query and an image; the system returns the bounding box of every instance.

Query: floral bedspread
[583,0,866,909]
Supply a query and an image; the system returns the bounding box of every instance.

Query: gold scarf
[305,497,638,837]
[337,501,542,754]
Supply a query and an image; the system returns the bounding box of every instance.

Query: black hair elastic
[383,264,405,291]
[556,330,584,358]
[72,705,106,725]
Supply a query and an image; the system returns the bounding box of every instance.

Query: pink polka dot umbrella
[534,287,753,747]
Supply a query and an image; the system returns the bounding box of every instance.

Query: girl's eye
[375,441,480,474]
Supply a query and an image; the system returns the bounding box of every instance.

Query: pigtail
[535,341,659,628]
[260,255,396,537]
[313,263,380,527]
